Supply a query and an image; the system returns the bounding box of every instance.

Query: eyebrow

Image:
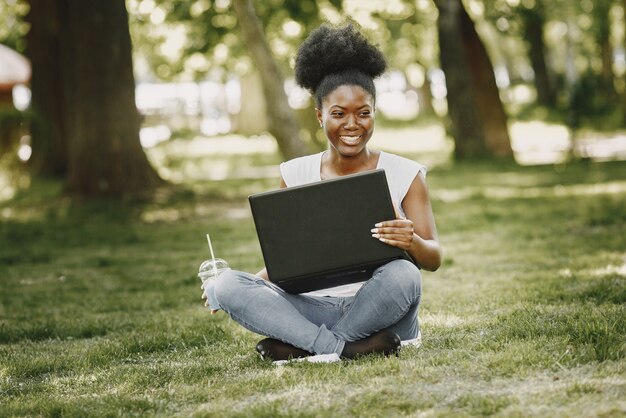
[329,104,372,110]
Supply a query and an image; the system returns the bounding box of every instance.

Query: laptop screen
[249,169,410,292]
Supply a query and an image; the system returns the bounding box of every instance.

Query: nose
[344,114,357,129]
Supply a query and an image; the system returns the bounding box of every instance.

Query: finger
[375,232,412,241]
[211,309,219,314]
[373,225,411,237]
[372,227,413,238]
[201,292,207,299]
[376,236,410,249]
[374,219,412,228]
[373,225,412,234]
[374,236,412,249]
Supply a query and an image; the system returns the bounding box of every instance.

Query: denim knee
[376,259,422,300]
[213,269,253,312]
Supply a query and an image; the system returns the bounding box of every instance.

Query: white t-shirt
[278,150,427,297]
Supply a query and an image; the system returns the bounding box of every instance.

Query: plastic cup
[198,258,230,290]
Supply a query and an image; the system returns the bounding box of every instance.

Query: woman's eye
[332,112,343,117]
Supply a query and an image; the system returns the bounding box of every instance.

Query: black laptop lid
[249,169,410,291]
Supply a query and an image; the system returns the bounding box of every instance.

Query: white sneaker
[400,330,422,348]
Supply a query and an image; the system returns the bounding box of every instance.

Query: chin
[338,147,363,157]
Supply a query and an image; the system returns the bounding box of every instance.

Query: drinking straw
[206,233,218,276]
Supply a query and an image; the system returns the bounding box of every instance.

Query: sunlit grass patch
[451,392,516,416]
[541,271,626,306]
[490,303,625,363]
[1,158,626,416]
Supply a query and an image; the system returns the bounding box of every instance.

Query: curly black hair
[294,23,387,108]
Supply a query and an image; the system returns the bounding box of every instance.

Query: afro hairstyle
[294,23,387,108]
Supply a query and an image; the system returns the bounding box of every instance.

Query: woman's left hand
[371,206,415,251]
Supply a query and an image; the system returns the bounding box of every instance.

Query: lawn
[1,133,625,417]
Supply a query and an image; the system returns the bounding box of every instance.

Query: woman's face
[316,85,374,157]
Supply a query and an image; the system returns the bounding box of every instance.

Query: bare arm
[372,173,442,271]
[255,267,269,280]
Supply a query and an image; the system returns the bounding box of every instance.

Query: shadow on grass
[1,158,626,416]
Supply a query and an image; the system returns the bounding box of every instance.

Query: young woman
[206,23,441,361]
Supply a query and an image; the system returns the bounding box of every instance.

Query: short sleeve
[279,153,323,187]
[379,152,426,206]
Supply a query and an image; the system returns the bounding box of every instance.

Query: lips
[339,135,362,145]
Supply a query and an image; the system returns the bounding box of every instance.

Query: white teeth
[340,135,361,144]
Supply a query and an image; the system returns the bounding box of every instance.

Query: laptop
[248,169,412,294]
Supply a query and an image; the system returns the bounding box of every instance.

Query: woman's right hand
[201,280,221,314]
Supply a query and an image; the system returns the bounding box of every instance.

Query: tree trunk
[563,4,579,92]
[25,0,70,177]
[416,79,436,117]
[27,0,161,195]
[234,70,269,136]
[435,0,513,160]
[595,0,617,99]
[436,0,487,159]
[520,2,556,107]
[0,95,22,159]
[232,0,309,161]
[623,0,626,121]
[459,3,513,158]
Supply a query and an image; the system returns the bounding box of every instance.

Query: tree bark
[459,3,513,158]
[25,0,70,177]
[623,0,626,121]
[416,79,436,117]
[520,2,556,107]
[232,0,309,161]
[27,0,161,195]
[67,0,161,195]
[411,62,436,117]
[435,0,513,160]
[595,0,617,98]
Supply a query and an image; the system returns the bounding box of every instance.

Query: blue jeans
[213,259,421,355]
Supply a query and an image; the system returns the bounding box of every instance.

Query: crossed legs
[214,259,421,357]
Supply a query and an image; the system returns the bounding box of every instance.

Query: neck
[325,148,378,176]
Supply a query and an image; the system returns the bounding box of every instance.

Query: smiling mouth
[340,135,362,145]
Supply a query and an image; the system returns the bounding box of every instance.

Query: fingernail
[378,237,386,242]
[371,228,378,233]
[372,233,379,238]
[375,223,382,227]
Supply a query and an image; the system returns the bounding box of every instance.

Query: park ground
[1,124,625,417]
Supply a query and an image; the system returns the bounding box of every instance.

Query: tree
[25,1,68,176]
[232,0,309,160]
[0,0,29,52]
[372,2,440,118]
[592,0,618,99]
[623,0,626,122]
[434,0,513,160]
[128,0,323,159]
[484,0,557,107]
[26,0,161,195]
[518,1,556,107]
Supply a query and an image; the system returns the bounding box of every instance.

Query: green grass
[1,147,625,417]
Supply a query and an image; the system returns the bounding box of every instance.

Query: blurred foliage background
[1,4,625,415]
[0,0,625,197]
